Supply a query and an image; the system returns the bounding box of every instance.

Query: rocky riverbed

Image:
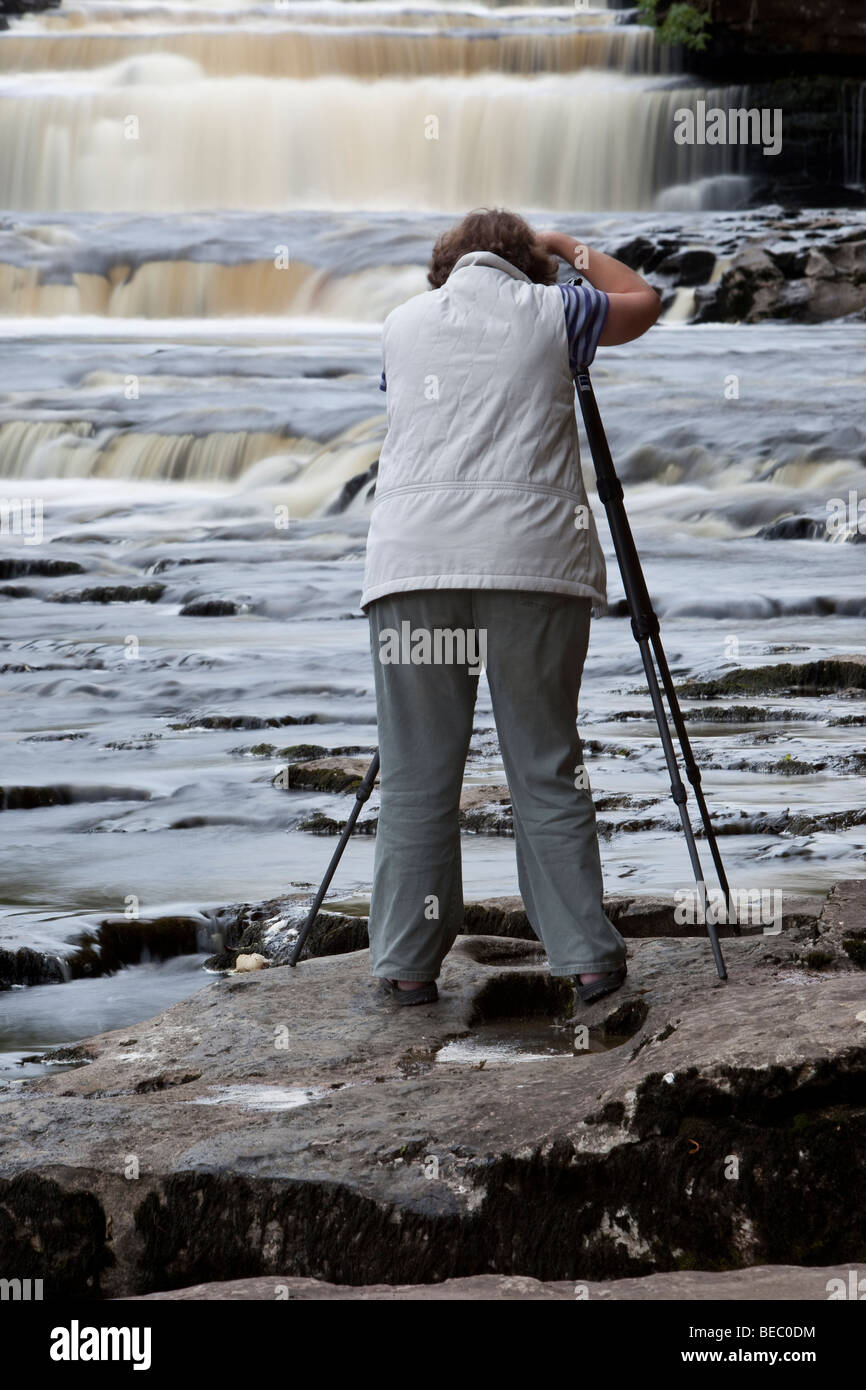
[2,648,865,996]
[1,879,864,1299]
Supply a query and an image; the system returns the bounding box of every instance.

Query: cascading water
[0,3,741,213]
[0,1,749,487]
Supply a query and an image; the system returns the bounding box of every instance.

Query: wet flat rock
[284,756,372,794]
[1,882,865,1297]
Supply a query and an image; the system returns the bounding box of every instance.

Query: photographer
[362,208,661,1006]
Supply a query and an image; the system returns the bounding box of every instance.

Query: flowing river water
[0,1,864,1072]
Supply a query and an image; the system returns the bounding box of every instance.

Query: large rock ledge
[126,1265,860,1301]
[1,881,864,1298]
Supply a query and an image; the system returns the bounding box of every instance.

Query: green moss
[772,754,823,776]
[287,763,363,794]
[638,0,710,52]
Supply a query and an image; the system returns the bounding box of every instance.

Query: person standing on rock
[361,207,661,1006]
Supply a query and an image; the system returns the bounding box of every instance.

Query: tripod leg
[288,751,380,967]
[635,638,729,980]
[649,635,740,934]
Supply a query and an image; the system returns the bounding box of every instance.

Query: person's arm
[538,231,662,346]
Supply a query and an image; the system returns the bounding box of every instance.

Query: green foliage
[637,0,711,53]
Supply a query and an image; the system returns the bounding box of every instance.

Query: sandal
[575,962,627,1004]
[382,978,439,1007]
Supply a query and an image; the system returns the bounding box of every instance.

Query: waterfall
[0,0,750,482]
[0,418,300,482]
[0,252,428,319]
[0,20,663,79]
[0,70,742,213]
[0,2,740,214]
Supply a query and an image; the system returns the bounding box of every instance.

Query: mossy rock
[677,658,866,700]
[285,761,365,794]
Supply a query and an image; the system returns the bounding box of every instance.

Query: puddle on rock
[187,1084,328,1111]
[0,1050,89,1084]
[434,1016,628,1066]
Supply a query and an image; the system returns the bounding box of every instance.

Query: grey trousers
[366,589,626,980]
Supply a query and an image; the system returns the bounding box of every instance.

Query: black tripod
[290,366,733,977]
[574,364,734,979]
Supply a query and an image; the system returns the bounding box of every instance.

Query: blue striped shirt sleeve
[557,282,610,372]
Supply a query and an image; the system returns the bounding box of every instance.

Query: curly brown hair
[427,208,558,289]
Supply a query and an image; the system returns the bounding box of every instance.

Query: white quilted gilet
[361,249,608,615]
